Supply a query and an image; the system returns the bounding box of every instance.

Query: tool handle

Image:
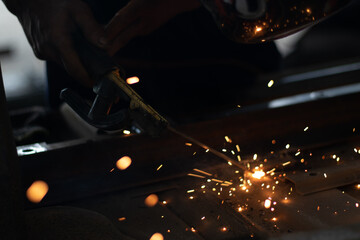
[73,33,122,82]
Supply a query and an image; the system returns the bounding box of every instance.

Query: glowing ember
[201,216,206,220]
[324,173,327,178]
[26,180,49,203]
[356,203,359,208]
[272,217,277,221]
[187,189,195,193]
[285,144,290,149]
[264,199,271,209]
[192,168,211,176]
[253,154,258,160]
[150,233,163,240]
[191,227,196,232]
[185,143,192,146]
[116,156,132,170]
[252,171,265,179]
[268,80,274,88]
[118,217,126,221]
[304,126,309,131]
[145,194,159,207]
[126,76,140,85]
[357,184,360,189]
[228,161,233,166]
[236,145,240,152]
[162,201,167,204]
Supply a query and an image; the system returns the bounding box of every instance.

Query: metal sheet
[286,162,360,195]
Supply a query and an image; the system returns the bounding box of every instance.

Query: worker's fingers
[71,3,106,48]
[105,2,139,43]
[107,22,142,56]
[55,36,93,87]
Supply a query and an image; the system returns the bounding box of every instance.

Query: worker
[1,0,282,113]
[2,0,203,85]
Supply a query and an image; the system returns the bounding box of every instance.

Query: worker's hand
[6,0,106,86]
[104,0,201,55]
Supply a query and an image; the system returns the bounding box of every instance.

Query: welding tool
[60,34,168,136]
[59,36,245,169]
[60,35,251,170]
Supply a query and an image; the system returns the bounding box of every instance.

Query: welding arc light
[252,170,265,179]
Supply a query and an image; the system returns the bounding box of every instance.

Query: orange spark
[220,227,228,232]
[116,156,132,170]
[150,233,163,240]
[268,80,274,88]
[123,129,131,135]
[126,76,140,85]
[224,136,232,143]
[264,199,271,209]
[26,180,49,203]
[145,194,159,207]
[187,173,205,179]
